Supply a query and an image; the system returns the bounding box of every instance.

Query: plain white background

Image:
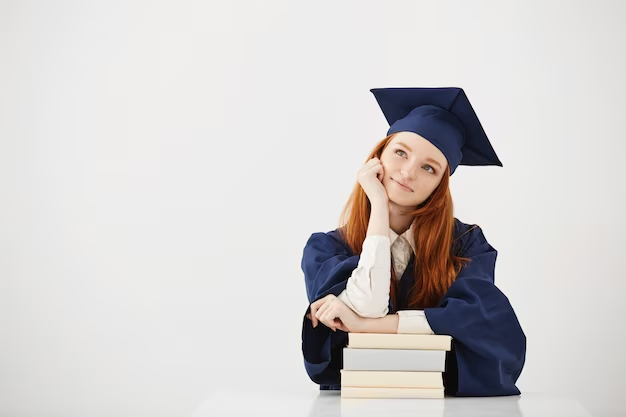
[1,0,625,416]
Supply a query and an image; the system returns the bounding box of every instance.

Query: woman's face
[379,132,449,208]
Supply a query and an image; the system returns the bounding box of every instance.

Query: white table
[190,389,595,417]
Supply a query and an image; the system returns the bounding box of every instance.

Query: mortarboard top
[369,87,502,175]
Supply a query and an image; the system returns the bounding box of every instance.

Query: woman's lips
[392,179,413,192]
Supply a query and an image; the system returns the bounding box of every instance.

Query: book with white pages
[347,332,452,350]
[342,348,446,372]
[340,370,443,388]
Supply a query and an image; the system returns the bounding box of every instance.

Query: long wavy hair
[338,133,473,309]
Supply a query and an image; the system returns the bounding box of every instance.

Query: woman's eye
[423,165,434,174]
[396,149,406,157]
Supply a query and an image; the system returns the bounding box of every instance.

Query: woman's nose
[400,165,416,181]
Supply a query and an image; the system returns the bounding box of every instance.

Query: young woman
[300,87,526,397]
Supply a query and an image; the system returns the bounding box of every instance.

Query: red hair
[338,134,472,309]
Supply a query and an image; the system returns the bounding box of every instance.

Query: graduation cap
[370,87,502,175]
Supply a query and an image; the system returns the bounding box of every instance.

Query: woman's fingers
[309,295,348,331]
[364,159,384,181]
[315,299,331,321]
[359,158,381,176]
[309,295,331,328]
[320,305,341,331]
[315,300,336,331]
[309,300,322,327]
[334,320,349,332]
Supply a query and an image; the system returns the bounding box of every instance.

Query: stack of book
[340,332,452,399]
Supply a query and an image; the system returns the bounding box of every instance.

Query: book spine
[340,387,445,399]
[340,370,443,388]
[347,334,451,350]
[342,348,446,372]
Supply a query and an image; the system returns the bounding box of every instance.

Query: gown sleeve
[424,225,526,396]
[300,231,357,387]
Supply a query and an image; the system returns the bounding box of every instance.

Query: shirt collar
[389,224,416,254]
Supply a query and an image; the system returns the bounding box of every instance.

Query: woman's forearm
[358,313,399,334]
[367,202,389,237]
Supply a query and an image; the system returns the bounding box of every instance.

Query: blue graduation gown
[300,218,526,396]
